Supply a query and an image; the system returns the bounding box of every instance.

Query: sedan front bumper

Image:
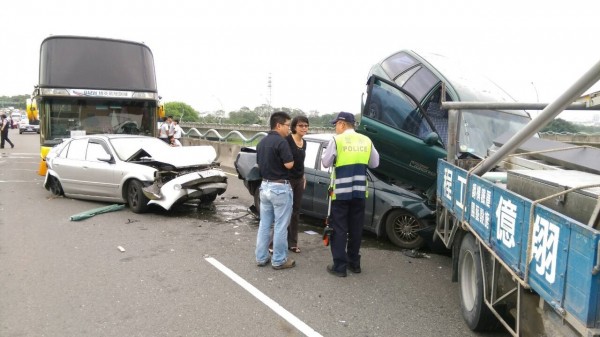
[145,168,227,210]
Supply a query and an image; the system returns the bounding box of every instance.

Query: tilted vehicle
[356,49,533,248]
[359,50,532,198]
[44,135,227,213]
[234,134,436,249]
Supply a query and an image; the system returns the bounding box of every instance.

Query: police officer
[321,112,379,277]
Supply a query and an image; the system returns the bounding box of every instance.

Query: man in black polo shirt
[255,111,296,270]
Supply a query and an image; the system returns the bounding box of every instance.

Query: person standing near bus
[1,114,15,149]
[159,116,172,143]
[321,112,379,277]
[172,119,183,143]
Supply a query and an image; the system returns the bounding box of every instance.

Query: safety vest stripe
[333,186,366,194]
[334,176,366,184]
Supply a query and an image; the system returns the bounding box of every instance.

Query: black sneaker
[326,264,347,277]
[272,258,295,270]
[348,265,361,273]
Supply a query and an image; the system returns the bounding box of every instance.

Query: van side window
[419,88,450,146]
[366,81,424,138]
[381,52,418,80]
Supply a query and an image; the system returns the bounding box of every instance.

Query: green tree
[0,95,29,109]
[228,110,261,124]
[541,118,580,133]
[164,101,200,122]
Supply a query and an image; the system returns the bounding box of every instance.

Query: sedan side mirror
[97,154,114,163]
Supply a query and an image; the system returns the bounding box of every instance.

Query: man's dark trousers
[329,198,366,273]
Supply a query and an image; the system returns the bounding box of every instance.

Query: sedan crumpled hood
[130,145,217,168]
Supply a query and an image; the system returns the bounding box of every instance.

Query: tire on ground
[458,233,498,331]
[385,209,425,249]
[127,179,150,213]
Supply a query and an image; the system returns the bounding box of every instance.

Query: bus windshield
[42,98,157,141]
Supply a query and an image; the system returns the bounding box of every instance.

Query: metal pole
[472,58,600,176]
[442,102,595,110]
[446,109,459,163]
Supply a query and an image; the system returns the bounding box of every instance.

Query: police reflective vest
[331,132,372,200]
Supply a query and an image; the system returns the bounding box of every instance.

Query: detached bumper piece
[145,168,228,210]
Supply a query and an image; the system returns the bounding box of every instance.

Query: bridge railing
[180,123,333,145]
[183,128,267,145]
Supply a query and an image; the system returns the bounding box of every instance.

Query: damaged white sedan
[44,135,227,213]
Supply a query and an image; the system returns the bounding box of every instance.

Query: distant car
[19,118,40,134]
[234,134,436,249]
[44,135,228,213]
[10,112,21,129]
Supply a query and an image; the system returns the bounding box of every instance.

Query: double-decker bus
[32,35,164,175]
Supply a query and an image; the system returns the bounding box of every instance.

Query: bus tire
[458,233,497,331]
[127,179,149,214]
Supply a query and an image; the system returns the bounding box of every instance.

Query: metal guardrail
[540,131,600,136]
[183,127,267,144]
[179,123,334,145]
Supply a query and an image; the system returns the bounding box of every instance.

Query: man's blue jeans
[255,181,293,267]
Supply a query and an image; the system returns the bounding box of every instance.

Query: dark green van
[359,50,531,198]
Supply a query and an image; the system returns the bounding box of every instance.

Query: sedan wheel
[48,176,64,196]
[200,193,218,204]
[385,209,425,249]
[127,179,150,213]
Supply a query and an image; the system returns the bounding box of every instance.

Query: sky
[2,0,600,121]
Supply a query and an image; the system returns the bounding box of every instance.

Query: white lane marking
[0,153,39,156]
[224,171,238,177]
[205,257,322,337]
[0,180,43,183]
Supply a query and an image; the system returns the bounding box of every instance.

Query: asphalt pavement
[0,130,508,337]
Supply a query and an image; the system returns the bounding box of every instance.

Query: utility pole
[267,73,272,111]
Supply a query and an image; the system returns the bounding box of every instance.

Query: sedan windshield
[109,136,171,161]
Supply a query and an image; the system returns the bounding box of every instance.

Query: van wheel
[385,210,424,249]
[458,233,498,331]
[127,179,149,213]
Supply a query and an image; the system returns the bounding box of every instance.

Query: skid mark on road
[205,257,322,337]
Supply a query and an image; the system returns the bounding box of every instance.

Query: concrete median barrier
[182,139,243,169]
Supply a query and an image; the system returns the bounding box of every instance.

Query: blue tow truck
[435,59,600,336]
